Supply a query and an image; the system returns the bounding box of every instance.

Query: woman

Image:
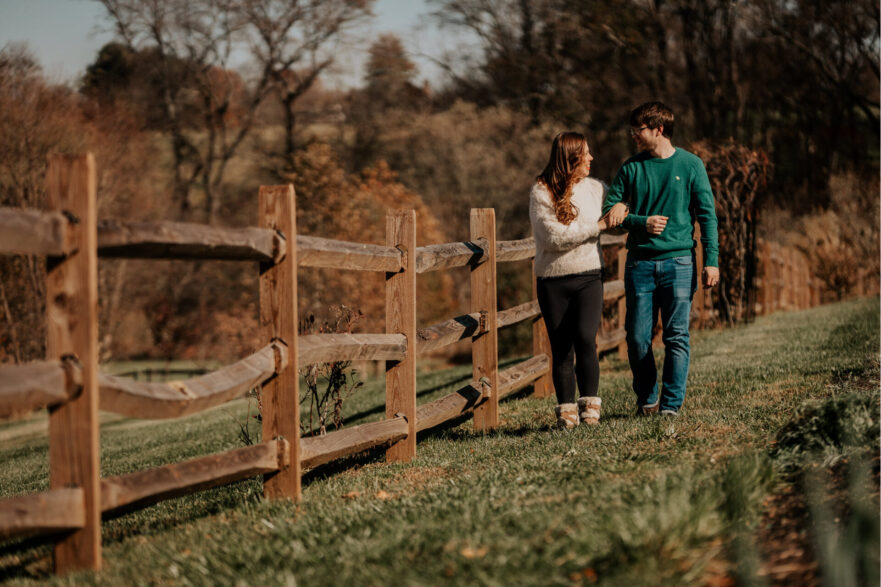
[530,132,617,429]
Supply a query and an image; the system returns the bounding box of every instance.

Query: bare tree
[95,0,373,221]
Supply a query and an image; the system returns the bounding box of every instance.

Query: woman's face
[575,142,594,176]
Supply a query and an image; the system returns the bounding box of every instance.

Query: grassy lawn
[1,299,878,585]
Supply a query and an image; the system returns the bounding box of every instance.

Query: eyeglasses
[629,126,649,137]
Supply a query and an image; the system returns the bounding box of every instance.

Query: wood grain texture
[532,260,553,398]
[497,300,540,329]
[0,488,85,541]
[498,354,550,398]
[101,440,288,518]
[415,238,488,273]
[415,312,485,355]
[415,382,486,433]
[297,235,402,272]
[603,279,625,302]
[600,232,628,246]
[98,342,285,419]
[598,328,626,353]
[495,238,535,263]
[414,355,550,433]
[0,358,81,421]
[97,219,283,263]
[300,417,409,469]
[385,210,417,461]
[45,153,101,573]
[470,209,499,431]
[259,185,300,501]
[299,333,407,365]
[0,208,72,256]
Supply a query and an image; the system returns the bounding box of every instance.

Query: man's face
[630,125,662,151]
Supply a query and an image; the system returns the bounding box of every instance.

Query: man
[603,101,719,417]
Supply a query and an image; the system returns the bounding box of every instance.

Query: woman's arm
[529,184,601,252]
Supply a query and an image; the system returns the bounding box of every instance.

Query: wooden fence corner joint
[393,244,408,271]
[272,229,287,265]
[269,339,289,373]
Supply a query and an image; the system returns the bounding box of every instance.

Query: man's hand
[702,266,720,288]
[646,215,668,235]
[606,202,628,226]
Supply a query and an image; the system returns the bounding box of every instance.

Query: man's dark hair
[630,102,675,138]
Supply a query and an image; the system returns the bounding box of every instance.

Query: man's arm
[604,166,648,231]
[691,161,720,284]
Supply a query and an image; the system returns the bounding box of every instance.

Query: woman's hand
[646,215,668,235]
[597,215,612,231]
[606,203,628,226]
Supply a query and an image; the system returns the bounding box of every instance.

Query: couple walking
[530,101,720,429]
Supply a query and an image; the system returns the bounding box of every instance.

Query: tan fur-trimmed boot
[554,403,578,429]
[577,396,602,425]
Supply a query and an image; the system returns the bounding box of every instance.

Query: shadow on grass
[342,356,532,426]
[0,479,263,582]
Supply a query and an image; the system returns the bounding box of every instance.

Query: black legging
[536,270,603,405]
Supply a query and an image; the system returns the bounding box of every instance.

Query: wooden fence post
[385,210,417,461]
[772,244,781,312]
[471,209,500,431]
[259,185,300,500]
[46,153,101,572]
[761,241,772,315]
[531,260,553,398]
[617,247,627,361]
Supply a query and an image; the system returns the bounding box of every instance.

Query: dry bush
[787,172,880,300]
[691,139,770,325]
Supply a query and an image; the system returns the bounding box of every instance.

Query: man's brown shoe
[635,402,659,416]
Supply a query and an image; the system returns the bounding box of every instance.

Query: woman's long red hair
[537,132,589,225]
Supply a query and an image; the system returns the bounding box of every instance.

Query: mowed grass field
[1,298,878,586]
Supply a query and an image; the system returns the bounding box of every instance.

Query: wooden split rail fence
[757,239,821,314]
[0,153,627,574]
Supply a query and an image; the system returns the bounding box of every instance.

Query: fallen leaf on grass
[460,546,488,559]
[375,490,392,500]
[569,567,598,583]
[341,491,361,499]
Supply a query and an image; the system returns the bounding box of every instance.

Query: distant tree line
[428,0,879,211]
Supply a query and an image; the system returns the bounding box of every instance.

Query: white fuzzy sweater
[529,177,606,277]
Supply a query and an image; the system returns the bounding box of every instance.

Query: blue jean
[624,255,697,412]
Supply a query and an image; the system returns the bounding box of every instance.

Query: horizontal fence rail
[416,312,485,355]
[297,235,403,272]
[0,489,86,542]
[101,439,289,518]
[0,208,73,257]
[300,416,409,470]
[415,238,488,273]
[298,333,407,365]
[98,342,287,419]
[97,219,285,263]
[0,358,82,420]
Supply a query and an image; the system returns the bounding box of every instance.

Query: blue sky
[0,0,468,88]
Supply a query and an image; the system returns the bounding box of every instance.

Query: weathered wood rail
[0,153,629,575]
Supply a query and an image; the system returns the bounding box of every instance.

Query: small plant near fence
[238,305,365,445]
[298,306,365,436]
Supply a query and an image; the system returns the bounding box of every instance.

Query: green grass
[1,299,878,585]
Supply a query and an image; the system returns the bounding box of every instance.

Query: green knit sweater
[603,148,719,267]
